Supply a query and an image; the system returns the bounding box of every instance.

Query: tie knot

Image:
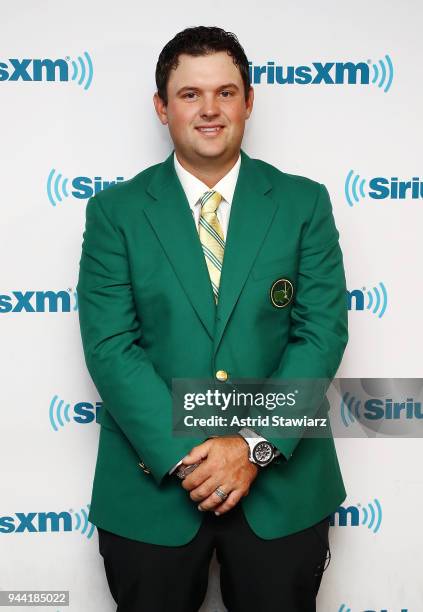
[200,190,222,214]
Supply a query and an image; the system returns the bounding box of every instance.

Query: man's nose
[199,95,220,118]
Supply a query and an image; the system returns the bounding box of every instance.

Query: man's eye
[182,89,233,100]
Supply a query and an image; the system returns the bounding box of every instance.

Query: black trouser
[97,503,331,612]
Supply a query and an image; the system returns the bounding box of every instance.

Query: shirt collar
[173,151,241,211]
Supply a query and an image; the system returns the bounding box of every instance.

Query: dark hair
[155,26,251,105]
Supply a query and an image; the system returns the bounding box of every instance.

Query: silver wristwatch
[238,427,275,467]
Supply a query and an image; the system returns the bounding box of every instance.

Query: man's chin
[193,145,230,160]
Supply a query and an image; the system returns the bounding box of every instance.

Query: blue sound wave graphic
[366,282,388,318]
[340,392,361,427]
[70,51,93,90]
[345,170,367,207]
[47,169,70,207]
[49,395,71,431]
[370,54,394,92]
[338,605,351,612]
[358,498,383,533]
[71,504,96,539]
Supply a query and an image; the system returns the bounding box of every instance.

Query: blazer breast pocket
[251,254,298,281]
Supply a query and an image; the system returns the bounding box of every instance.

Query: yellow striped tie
[198,190,225,303]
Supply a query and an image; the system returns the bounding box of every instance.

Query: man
[76,26,348,612]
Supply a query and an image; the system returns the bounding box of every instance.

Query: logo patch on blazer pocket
[270,278,294,308]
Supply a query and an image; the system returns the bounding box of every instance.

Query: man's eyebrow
[176,82,240,95]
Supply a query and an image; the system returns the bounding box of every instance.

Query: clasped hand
[180,436,259,515]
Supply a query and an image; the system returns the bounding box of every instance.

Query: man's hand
[180,436,259,515]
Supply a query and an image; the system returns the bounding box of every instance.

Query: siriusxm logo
[0,504,95,538]
[331,499,382,533]
[249,54,393,92]
[49,395,103,431]
[0,52,93,90]
[339,606,408,612]
[345,171,423,206]
[347,283,388,318]
[47,169,125,206]
[0,289,77,313]
[341,392,422,427]
[3,287,388,317]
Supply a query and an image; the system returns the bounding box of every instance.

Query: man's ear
[245,86,254,120]
[153,92,168,125]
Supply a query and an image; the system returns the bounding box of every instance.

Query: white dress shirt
[174,150,241,238]
[168,152,280,475]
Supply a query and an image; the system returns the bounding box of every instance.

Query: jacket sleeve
[249,182,348,460]
[76,193,204,486]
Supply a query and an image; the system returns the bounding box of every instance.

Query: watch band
[174,462,200,480]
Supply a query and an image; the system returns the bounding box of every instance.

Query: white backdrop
[1,1,422,611]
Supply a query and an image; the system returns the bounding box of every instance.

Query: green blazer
[76,149,348,546]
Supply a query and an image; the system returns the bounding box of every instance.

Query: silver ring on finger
[214,487,228,501]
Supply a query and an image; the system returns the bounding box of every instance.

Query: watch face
[252,441,273,465]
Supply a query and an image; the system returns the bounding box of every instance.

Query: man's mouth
[195,125,225,135]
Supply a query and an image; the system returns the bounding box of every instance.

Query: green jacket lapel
[144,151,216,340]
[143,149,277,352]
[213,150,277,355]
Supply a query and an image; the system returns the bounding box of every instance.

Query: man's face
[154,51,254,165]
